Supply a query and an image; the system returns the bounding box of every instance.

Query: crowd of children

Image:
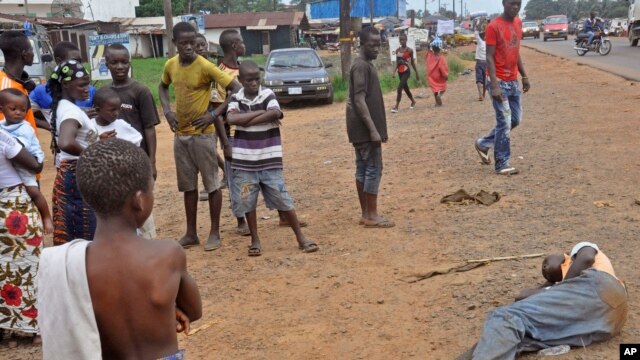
[0,21,322,356]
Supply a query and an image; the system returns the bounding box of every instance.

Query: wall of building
[241,26,293,56]
[0,0,138,21]
[0,4,50,17]
[84,0,139,22]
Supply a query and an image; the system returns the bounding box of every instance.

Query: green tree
[290,0,311,11]
[136,0,185,17]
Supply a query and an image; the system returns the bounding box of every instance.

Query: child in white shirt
[92,87,142,147]
[92,86,157,238]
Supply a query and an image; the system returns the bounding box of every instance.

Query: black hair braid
[46,78,63,155]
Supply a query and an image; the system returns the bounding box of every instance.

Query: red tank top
[396,48,411,73]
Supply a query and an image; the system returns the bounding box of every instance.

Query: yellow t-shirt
[161,55,233,135]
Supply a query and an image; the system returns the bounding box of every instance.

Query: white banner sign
[437,19,455,35]
[388,35,417,62]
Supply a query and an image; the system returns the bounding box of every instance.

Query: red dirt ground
[4,46,640,359]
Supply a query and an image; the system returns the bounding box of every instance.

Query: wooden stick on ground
[184,319,222,336]
[467,253,546,264]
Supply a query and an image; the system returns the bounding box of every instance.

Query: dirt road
[5,46,640,359]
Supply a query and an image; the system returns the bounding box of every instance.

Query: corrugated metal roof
[204,11,305,29]
[111,16,181,31]
[0,13,90,26]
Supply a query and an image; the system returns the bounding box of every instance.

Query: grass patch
[447,54,467,82]
[458,51,476,62]
[116,53,465,105]
[240,54,267,66]
[331,74,348,103]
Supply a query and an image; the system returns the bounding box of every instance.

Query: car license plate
[288,87,302,95]
[553,32,558,35]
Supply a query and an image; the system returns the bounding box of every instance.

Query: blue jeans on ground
[587,30,595,45]
[477,80,522,171]
[472,269,628,360]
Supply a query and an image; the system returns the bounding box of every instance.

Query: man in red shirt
[473,0,530,175]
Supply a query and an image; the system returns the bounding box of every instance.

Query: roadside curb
[521,43,639,83]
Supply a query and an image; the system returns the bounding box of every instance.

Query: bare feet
[204,233,221,251]
[178,234,200,248]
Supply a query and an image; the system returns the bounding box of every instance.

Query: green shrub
[458,51,476,62]
[447,56,466,81]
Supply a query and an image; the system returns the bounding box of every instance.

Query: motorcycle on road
[574,31,612,56]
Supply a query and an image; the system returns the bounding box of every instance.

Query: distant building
[204,11,309,55]
[0,0,138,22]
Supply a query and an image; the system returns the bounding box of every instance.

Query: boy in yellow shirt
[159,22,240,251]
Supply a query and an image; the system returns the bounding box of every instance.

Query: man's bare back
[87,234,199,359]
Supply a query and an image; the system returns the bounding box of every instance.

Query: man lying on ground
[458,241,628,360]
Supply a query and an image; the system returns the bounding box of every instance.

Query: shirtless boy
[38,139,201,359]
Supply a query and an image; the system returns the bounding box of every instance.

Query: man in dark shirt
[105,43,160,239]
[105,44,160,177]
[346,27,394,228]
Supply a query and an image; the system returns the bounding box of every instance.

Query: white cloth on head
[92,118,143,147]
[38,239,102,360]
[0,128,24,188]
[56,100,98,162]
[0,120,44,187]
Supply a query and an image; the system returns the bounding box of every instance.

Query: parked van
[0,23,55,86]
[543,15,569,41]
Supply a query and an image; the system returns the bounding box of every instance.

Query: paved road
[521,36,640,81]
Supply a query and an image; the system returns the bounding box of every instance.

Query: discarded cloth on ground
[440,189,501,206]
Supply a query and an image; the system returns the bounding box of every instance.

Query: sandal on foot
[299,241,319,253]
[363,219,395,228]
[474,141,491,165]
[178,237,200,249]
[248,245,262,257]
[390,108,399,113]
[410,102,416,109]
[235,227,251,236]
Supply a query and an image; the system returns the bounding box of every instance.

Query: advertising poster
[88,32,131,81]
[388,35,417,62]
[181,15,205,34]
[437,20,455,35]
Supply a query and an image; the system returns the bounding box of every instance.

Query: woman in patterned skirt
[0,128,44,345]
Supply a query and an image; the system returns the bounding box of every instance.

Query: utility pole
[339,0,351,79]
[453,0,455,20]
[24,0,29,16]
[163,0,175,57]
[369,0,373,28]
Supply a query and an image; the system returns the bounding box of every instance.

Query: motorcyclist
[584,11,604,46]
